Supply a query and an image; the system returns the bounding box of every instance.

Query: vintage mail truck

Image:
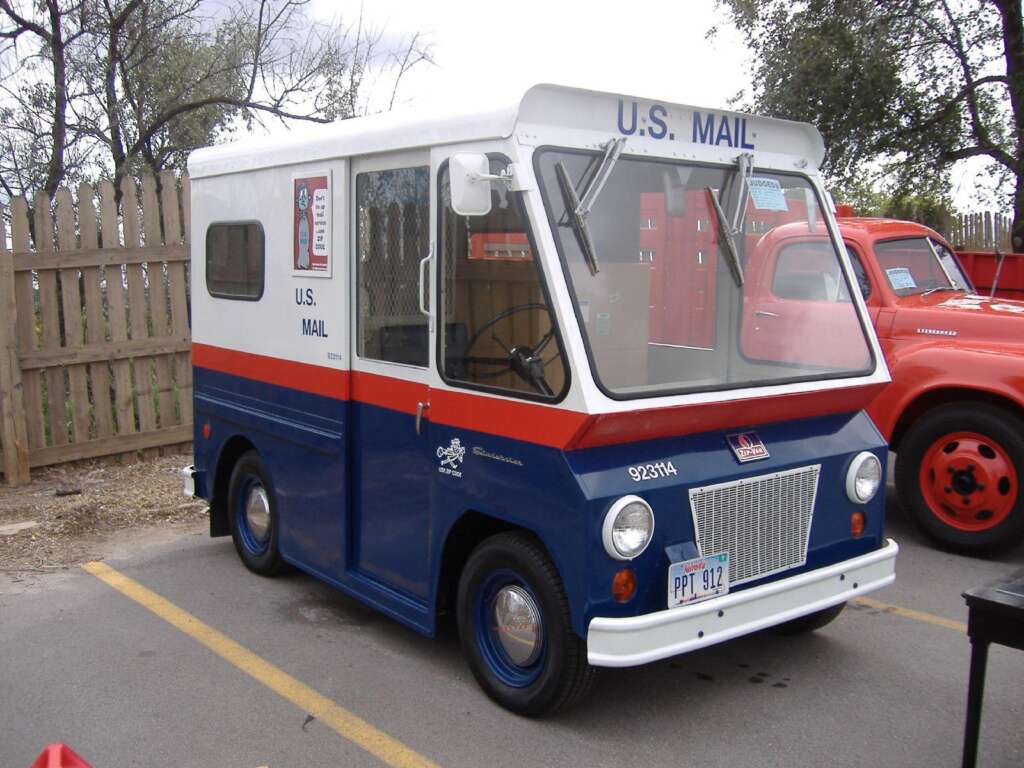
[184,84,898,715]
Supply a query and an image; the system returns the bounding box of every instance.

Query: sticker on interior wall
[293,172,332,277]
[748,177,788,211]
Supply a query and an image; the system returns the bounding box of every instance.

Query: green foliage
[718,0,1023,234]
[837,178,956,232]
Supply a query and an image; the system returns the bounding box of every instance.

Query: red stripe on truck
[192,343,881,449]
[192,343,350,400]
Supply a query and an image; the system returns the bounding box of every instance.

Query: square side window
[206,222,265,300]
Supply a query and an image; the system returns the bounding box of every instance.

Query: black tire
[228,450,285,576]
[456,532,597,716]
[776,602,846,636]
[895,403,1024,556]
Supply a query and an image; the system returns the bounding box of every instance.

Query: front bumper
[587,538,899,667]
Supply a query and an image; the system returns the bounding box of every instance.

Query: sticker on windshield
[887,267,917,290]
[748,177,788,211]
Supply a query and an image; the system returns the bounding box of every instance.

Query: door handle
[754,310,779,318]
[416,401,430,434]
[418,246,432,317]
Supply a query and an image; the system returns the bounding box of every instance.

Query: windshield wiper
[920,285,961,297]
[554,137,626,276]
[706,188,744,286]
[704,152,753,287]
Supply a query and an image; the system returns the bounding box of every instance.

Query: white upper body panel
[187,84,825,180]
[189,84,887,417]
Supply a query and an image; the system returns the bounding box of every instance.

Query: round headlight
[846,452,882,504]
[602,495,655,560]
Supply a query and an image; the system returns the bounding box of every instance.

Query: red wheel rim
[919,431,1018,532]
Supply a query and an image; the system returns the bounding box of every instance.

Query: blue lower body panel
[194,365,890,647]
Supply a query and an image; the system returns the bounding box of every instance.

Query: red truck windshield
[874,238,972,296]
[537,149,874,398]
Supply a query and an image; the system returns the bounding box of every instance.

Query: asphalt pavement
[1,490,1021,768]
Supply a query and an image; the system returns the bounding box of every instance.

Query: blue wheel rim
[234,476,270,556]
[473,569,547,688]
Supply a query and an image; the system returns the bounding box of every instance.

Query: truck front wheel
[896,403,1024,555]
[456,532,597,716]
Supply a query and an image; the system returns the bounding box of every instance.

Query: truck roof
[187,84,826,180]
[837,216,947,242]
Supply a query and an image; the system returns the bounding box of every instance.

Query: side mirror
[450,153,493,217]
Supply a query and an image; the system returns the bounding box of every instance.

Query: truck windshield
[536,149,874,398]
[874,238,972,296]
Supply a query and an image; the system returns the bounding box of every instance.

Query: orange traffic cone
[29,744,91,768]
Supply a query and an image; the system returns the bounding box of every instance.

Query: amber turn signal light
[851,511,866,538]
[612,568,637,603]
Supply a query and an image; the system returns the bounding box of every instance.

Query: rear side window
[206,222,265,300]
[772,241,851,301]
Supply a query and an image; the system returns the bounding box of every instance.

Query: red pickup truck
[748,217,1024,554]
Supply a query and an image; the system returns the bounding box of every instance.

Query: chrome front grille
[688,465,820,586]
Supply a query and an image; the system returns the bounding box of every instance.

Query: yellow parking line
[852,596,967,633]
[82,561,440,768]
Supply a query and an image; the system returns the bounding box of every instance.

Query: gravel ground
[0,451,207,571]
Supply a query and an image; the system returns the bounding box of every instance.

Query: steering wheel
[461,303,557,396]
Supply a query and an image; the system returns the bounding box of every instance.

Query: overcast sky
[311,0,986,208]
[312,0,751,112]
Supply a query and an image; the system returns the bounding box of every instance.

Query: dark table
[962,569,1024,768]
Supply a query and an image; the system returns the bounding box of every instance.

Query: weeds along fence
[0,172,192,486]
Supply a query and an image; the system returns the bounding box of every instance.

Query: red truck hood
[890,291,1024,348]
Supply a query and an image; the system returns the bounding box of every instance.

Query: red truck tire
[895,402,1024,554]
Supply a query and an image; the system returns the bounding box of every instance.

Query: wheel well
[210,436,256,537]
[891,388,1024,451]
[436,512,549,619]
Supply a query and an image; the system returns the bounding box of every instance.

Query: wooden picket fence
[946,211,1014,251]
[0,172,192,486]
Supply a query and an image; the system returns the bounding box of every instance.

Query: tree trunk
[995,0,1024,247]
[41,0,67,198]
[1013,171,1024,251]
[105,23,128,203]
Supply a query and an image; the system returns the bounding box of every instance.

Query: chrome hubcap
[245,484,271,542]
[493,585,543,666]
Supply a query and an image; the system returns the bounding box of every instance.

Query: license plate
[668,552,729,608]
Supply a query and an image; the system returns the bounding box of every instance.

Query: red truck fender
[868,343,1024,446]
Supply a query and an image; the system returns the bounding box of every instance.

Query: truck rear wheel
[228,450,285,576]
[896,403,1024,555]
[456,532,596,716]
